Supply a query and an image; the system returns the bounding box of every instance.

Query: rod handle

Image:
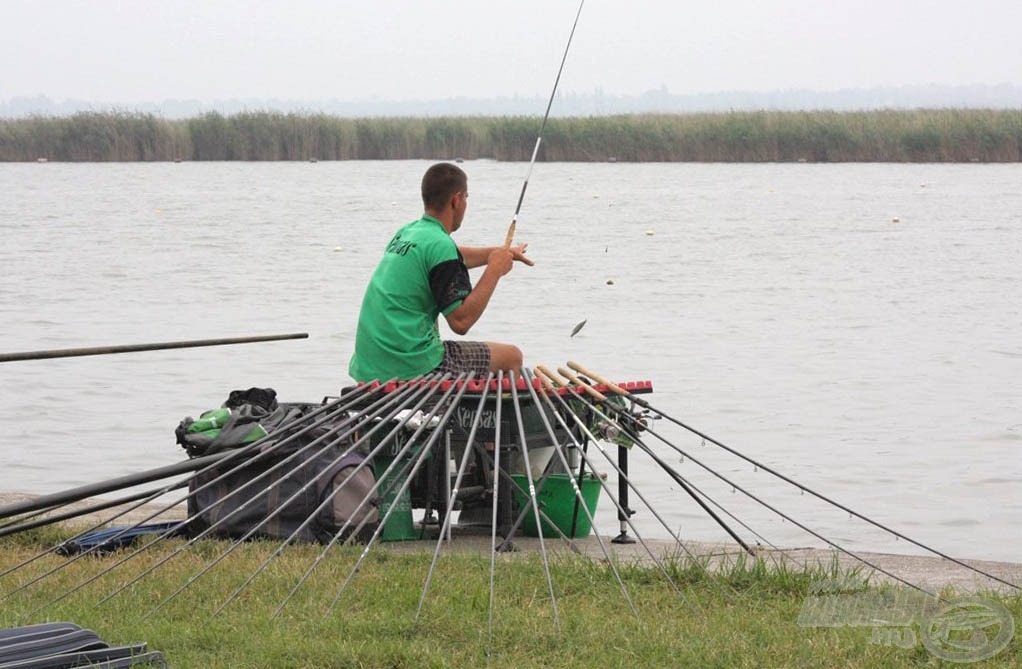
[567,360,628,396]
[503,221,516,248]
[557,366,607,401]
[534,364,567,389]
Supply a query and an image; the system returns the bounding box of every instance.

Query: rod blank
[0,333,309,363]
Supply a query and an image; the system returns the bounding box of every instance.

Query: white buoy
[892,217,900,223]
[645,229,654,236]
[333,246,344,252]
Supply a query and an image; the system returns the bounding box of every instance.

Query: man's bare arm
[445,248,515,335]
[459,244,533,269]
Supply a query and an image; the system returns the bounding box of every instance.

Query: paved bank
[2,492,1018,595]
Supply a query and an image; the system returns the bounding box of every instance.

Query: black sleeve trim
[429,258,472,312]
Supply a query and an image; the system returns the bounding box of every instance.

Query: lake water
[1,160,1019,563]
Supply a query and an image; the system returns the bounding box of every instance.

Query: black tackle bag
[183,390,380,545]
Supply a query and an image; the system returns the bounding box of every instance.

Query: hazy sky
[3,0,1021,104]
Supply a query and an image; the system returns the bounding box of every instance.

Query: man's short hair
[421,163,467,211]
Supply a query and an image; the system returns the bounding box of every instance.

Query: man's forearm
[458,245,499,269]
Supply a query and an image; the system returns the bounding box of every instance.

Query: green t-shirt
[348,215,471,382]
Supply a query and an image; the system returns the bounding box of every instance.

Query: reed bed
[2,109,1021,162]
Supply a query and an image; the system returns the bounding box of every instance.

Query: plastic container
[373,458,417,541]
[511,473,601,538]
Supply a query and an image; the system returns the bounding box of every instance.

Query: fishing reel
[590,397,655,447]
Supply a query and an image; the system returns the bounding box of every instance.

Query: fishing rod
[92,380,429,608]
[530,367,723,601]
[209,376,457,618]
[137,376,456,621]
[0,481,188,539]
[320,376,475,620]
[504,0,586,248]
[0,333,309,363]
[3,384,385,606]
[545,365,947,599]
[21,380,420,617]
[519,370,643,617]
[566,361,1022,591]
[0,450,237,521]
[508,372,561,628]
[415,374,494,622]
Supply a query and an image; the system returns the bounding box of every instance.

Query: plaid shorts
[432,340,491,376]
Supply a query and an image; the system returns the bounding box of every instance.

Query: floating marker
[645,230,654,236]
[333,246,344,252]
[892,217,900,223]
[606,279,614,285]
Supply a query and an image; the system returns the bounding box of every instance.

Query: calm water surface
[1,161,1019,561]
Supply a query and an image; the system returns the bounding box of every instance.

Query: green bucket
[373,458,417,542]
[511,473,601,538]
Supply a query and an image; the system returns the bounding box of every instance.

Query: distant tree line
[2,109,1021,162]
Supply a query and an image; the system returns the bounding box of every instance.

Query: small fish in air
[570,319,587,338]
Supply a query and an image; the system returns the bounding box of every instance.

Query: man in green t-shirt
[348,163,533,382]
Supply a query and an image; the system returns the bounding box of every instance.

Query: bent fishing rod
[504,0,586,248]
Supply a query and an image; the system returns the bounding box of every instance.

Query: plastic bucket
[373,458,417,541]
[511,473,601,538]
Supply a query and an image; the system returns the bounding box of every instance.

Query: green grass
[0,532,1018,667]
[2,109,1022,162]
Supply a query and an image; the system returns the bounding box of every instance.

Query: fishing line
[504,0,586,247]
